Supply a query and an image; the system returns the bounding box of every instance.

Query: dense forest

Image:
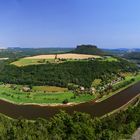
[0,59,138,88]
[71,45,105,55]
[0,101,140,139]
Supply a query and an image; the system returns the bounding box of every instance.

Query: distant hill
[71,45,105,55]
[123,52,140,60]
[0,48,73,59]
[123,52,140,65]
[104,48,140,56]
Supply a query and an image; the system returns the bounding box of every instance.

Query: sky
[0,0,140,48]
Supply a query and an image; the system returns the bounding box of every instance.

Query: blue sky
[0,0,140,48]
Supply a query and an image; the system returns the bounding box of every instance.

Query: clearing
[24,53,101,59]
[0,84,95,105]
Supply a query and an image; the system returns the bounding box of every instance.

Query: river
[0,81,140,119]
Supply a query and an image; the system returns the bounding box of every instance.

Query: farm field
[101,56,118,62]
[32,86,68,92]
[11,53,101,66]
[24,53,101,59]
[0,85,95,105]
[11,58,48,67]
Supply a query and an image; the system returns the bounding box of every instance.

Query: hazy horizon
[0,0,140,49]
[2,46,140,50]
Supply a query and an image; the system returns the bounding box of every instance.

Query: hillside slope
[123,52,140,60]
[71,45,105,55]
[0,59,138,88]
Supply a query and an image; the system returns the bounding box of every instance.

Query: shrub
[62,99,69,104]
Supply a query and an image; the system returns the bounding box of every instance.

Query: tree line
[0,59,138,88]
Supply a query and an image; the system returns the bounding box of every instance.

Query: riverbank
[102,93,140,118]
[0,94,95,107]
[0,81,139,119]
[0,97,91,107]
[0,73,140,107]
[0,85,95,106]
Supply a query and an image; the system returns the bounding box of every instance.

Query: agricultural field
[101,56,118,62]
[11,53,101,66]
[25,53,101,59]
[0,84,95,105]
[32,86,68,92]
[11,59,48,67]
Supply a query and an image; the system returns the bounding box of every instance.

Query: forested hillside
[0,59,138,88]
[124,52,140,60]
[71,45,105,55]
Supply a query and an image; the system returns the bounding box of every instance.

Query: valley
[1,1,140,138]
[0,46,139,139]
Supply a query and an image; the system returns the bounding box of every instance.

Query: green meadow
[0,85,95,105]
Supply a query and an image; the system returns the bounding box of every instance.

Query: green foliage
[71,45,105,55]
[67,83,79,90]
[0,85,95,104]
[0,59,138,88]
[62,99,69,104]
[0,102,140,139]
[92,79,102,88]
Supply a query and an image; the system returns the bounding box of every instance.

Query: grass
[11,58,90,67]
[0,85,95,105]
[11,58,53,67]
[11,55,117,67]
[101,56,118,62]
[97,73,140,102]
[32,86,68,92]
[11,53,101,67]
[1,72,139,105]
[11,58,79,67]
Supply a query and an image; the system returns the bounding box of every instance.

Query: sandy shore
[0,97,86,107]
